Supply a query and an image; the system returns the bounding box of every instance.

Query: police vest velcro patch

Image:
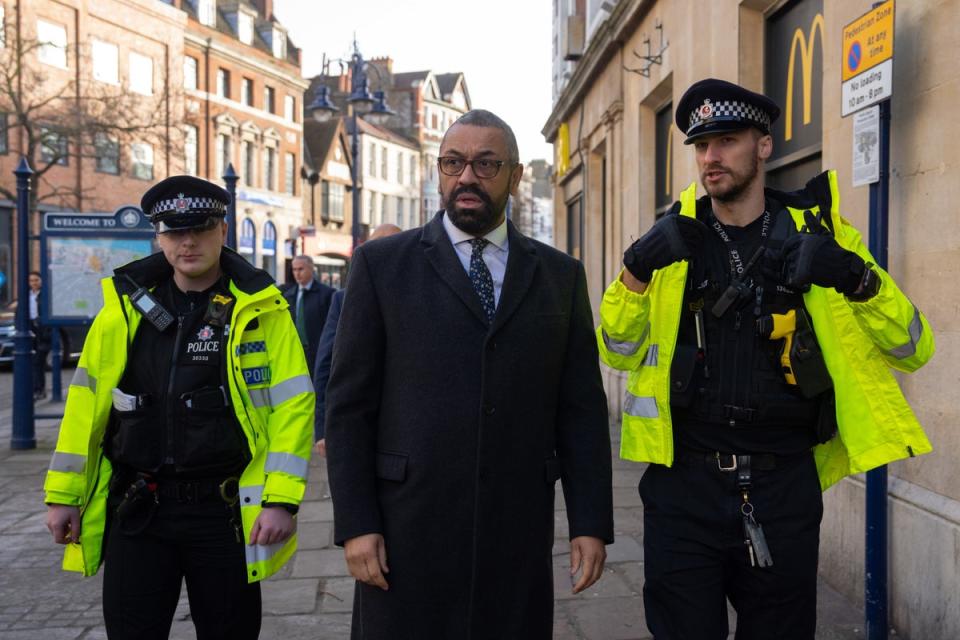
[243,366,271,385]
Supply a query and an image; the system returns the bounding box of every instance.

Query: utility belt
[109,471,240,506]
[109,469,242,537]
[674,447,812,473]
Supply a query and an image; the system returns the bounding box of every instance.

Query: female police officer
[43,175,314,639]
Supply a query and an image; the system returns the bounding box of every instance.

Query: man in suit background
[312,224,401,457]
[29,271,52,400]
[325,109,614,639]
[283,255,335,382]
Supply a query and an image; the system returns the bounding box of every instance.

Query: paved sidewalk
[0,377,867,639]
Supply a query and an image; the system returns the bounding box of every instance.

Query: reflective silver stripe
[265,452,309,479]
[887,307,923,360]
[245,541,285,566]
[71,367,96,393]
[49,452,86,473]
[642,344,659,367]
[624,392,659,418]
[601,324,647,356]
[269,375,313,406]
[248,387,270,408]
[239,484,264,507]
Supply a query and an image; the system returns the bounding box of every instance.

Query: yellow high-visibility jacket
[43,249,314,581]
[598,171,933,490]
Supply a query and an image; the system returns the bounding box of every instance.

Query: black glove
[771,211,865,295]
[623,215,708,282]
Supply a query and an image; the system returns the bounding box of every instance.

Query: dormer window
[238,11,254,45]
[196,0,215,27]
[272,27,285,59]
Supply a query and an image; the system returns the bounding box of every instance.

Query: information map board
[41,207,155,323]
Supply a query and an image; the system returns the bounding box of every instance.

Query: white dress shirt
[442,212,509,306]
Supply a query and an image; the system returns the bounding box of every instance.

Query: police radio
[124,276,175,332]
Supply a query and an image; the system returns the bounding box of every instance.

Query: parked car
[0,301,89,367]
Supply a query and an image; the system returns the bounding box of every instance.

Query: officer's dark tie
[295,288,307,343]
[468,238,495,323]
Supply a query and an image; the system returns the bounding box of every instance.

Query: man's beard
[701,154,760,203]
[443,186,508,235]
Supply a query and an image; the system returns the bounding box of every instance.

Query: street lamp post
[308,41,394,253]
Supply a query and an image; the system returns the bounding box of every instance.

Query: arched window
[239,217,256,264]
[261,221,277,279]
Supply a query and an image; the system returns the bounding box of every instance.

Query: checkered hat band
[688,99,771,131]
[151,196,227,217]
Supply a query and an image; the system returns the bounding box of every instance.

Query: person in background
[284,255,335,383]
[29,271,51,401]
[312,223,402,457]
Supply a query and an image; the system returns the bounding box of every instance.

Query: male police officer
[44,176,313,639]
[597,79,934,639]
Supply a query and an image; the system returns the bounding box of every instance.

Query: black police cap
[140,175,231,231]
[675,78,781,144]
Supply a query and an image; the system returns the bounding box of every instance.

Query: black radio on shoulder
[129,286,175,332]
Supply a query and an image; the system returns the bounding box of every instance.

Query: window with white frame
[284,95,295,122]
[37,20,67,68]
[40,127,68,165]
[271,27,286,59]
[263,86,274,113]
[409,156,417,186]
[197,0,216,27]
[396,151,404,183]
[130,143,154,180]
[284,152,295,195]
[216,133,231,178]
[380,146,388,179]
[241,78,253,106]
[264,146,276,191]
[396,197,404,227]
[242,140,255,185]
[410,198,418,227]
[184,125,198,175]
[368,143,376,176]
[94,133,119,174]
[183,56,198,90]
[238,11,254,45]
[217,69,230,98]
[322,181,345,222]
[128,52,153,96]
[92,39,118,84]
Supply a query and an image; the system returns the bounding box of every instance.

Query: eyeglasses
[437,156,509,179]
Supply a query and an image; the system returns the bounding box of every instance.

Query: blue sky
[273,0,555,164]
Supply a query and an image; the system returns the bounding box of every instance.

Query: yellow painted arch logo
[785,13,824,142]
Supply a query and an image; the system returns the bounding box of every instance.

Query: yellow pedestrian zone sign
[842,0,894,82]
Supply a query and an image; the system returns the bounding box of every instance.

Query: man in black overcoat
[283,255,334,380]
[325,109,615,639]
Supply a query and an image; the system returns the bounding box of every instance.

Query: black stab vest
[670,200,826,452]
[105,278,250,479]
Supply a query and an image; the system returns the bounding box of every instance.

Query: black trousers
[640,451,823,640]
[102,494,261,640]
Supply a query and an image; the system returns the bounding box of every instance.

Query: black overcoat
[282,276,335,378]
[325,213,613,640]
